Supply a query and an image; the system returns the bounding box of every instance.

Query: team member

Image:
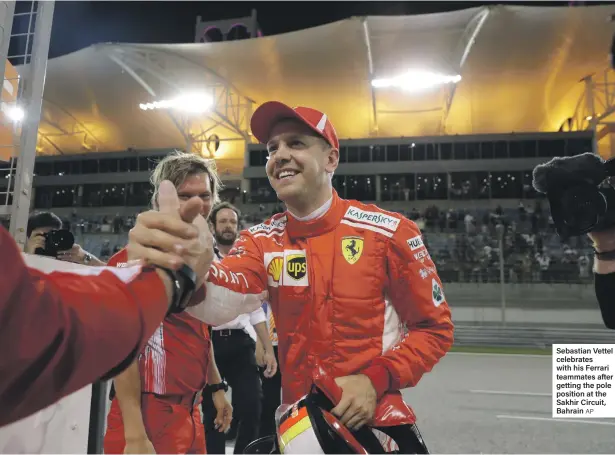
[202,202,277,454]
[104,152,232,454]
[128,102,455,434]
[0,180,211,428]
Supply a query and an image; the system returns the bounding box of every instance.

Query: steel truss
[362,7,491,136]
[0,1,54,250]
[102,44,255,157]
[38,100,106,154]
[565,69,615,136]
[440,6,491,134]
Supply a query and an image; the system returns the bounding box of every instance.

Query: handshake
[124,180,267,325]
[126,180,215,284]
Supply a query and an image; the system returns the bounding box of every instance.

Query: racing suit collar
[285,190,345,239]
[287,196,332,222]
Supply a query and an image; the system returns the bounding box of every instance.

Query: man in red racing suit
[193,102,455,433]
[104,153,232,454]
[103,248,214,454]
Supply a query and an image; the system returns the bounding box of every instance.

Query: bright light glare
[139,92,213,114]
[3,105,24,122]
[371,70,462,93]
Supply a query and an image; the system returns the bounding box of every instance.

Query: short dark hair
[27,211,62,237]
[209,202,241,226]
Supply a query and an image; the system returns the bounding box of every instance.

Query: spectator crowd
[5,198,593,283]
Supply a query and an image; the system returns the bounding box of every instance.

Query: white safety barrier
[0,386,92,453]
[0,255,103,453]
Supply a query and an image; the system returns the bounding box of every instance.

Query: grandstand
[0,2,612,307]
[2,4,614,454]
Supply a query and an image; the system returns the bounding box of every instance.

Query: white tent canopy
[28,4,615,157]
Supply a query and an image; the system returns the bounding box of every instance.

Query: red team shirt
[109,249,211,396]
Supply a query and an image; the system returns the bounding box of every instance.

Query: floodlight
[3,105,24,122]
[139,92,214,114]
[371,70,462,93]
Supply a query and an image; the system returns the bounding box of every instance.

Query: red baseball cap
[250,101,339,150]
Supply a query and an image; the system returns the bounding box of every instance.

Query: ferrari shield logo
[341,236,363,265]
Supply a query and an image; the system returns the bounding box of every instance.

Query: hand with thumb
[127,180,204,271]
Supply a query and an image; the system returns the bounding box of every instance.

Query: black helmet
[244,383,429,454]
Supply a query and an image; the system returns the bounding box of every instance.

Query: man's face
[30,226,56,239]
[265,119,338,204]
[214,208,239,246]
[175,172,214,218]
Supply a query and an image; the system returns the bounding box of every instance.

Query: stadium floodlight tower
[0,1,54,250]
[104,7,258,164]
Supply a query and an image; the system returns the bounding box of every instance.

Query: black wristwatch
[205,381,228,394]
[158,264,197,315]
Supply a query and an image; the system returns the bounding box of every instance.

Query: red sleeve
[187,232,268,326]
[363,218,454,396]
[0,227,168,427]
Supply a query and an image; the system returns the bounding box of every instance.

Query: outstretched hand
[127,180,214,282]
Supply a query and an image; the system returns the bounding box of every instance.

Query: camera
[532,153,615,239]
[533,153,615,239]
[35,229,75,257]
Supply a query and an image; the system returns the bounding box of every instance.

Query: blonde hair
[150,150,223,208]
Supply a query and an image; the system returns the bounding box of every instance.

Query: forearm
[87,255,107,267]
[154,269,174,304]
[207,342,222,384]
[114,362,148,440]
[591,233,615,274]
[189,237,268,326]
[594,258,615,274]
[0,246,172,427]
[254,322,274,353]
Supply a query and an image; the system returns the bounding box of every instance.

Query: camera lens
[47,229,75,251]
[560,186,606,233]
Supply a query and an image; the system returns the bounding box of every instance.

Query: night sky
[38,1,593,59]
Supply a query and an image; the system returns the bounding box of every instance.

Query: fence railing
[453,324,613,349]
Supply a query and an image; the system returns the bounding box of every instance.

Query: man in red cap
[128,101,454,442]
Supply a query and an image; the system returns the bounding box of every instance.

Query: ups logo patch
[286,254,307,280]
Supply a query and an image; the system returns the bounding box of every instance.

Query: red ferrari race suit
[104,249,210,454]
[204,190,454,426]
[0,226,170,428]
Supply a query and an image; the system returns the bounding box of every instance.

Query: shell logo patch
[267,257,284,283]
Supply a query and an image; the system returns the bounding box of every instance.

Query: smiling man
[127,102,454,449]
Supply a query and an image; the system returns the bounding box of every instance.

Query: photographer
[588,229,615,328]
[26,211,105,266]
[533,152,615,329]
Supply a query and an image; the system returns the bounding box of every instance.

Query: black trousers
[202,329,263,454]
[258,345,282,439]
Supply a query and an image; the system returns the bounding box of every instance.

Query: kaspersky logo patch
[344,207,400,232]
[286,254,307,280]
